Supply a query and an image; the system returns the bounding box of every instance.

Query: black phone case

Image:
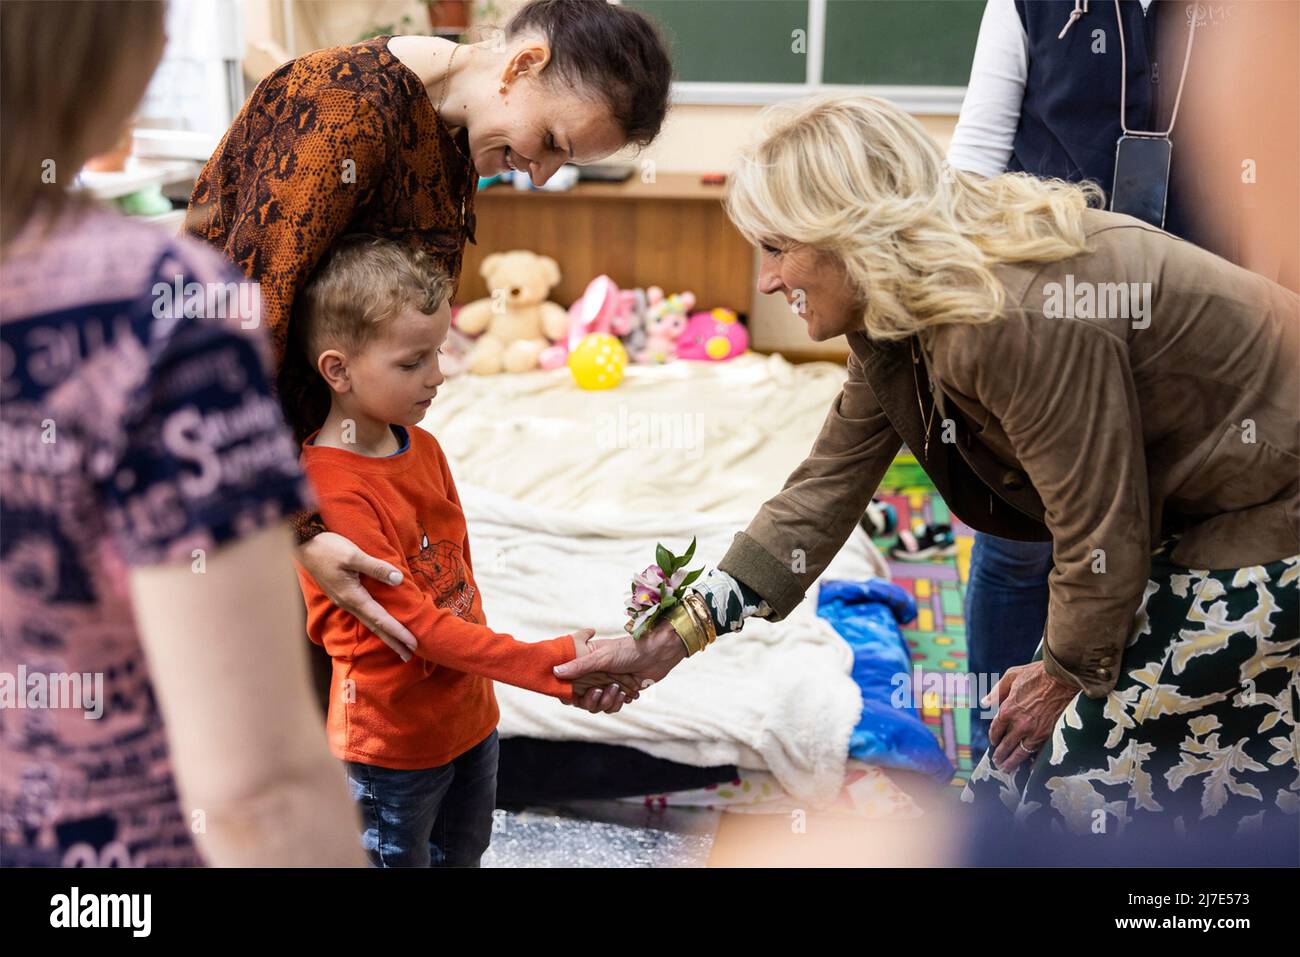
[1110,134,1172,228]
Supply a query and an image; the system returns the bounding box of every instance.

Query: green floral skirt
[962,548,1299,839]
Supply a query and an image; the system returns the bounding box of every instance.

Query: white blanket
[420,353,888,806]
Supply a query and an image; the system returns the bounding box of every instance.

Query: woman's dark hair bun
[507,0,673,148]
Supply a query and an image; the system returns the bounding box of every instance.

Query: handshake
[555,623,688,714]
[310,534,703,715]
[556,539,710,713]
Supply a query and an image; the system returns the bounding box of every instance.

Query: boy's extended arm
[325,490,577,700]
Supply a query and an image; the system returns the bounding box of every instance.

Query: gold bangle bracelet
[682,602,706,655]
[684,591,717,648]
[666,602,705,656]
[671,593,715,656]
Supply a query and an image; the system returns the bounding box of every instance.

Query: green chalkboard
[627,0,809,84]
[824,0,985,85]
[626,0,985,87]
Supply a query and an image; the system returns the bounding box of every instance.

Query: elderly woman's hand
[555,619,688,710]
[565,628,642,714]
[297,531,419,662]
[982,661,1079,772]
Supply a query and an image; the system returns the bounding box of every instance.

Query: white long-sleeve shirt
[947,0,1153,177]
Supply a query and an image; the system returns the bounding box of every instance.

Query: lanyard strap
[1117,0,1201,137]
[1058,0,1089,39]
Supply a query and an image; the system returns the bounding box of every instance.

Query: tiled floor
[484,802,720,867]
[486,780,956,868]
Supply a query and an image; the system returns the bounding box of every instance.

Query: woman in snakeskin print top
[185,1,672,670]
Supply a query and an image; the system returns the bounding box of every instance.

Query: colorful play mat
[875,452,977,790]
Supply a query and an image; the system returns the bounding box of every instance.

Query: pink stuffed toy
[677,308,749,361]
[540,275,644,370]
[637,287,695,364]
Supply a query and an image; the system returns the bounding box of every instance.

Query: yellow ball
[567,333,627,390]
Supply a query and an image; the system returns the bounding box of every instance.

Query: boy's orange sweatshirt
[296,425,576,769]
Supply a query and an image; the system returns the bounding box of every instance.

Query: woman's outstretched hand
[297,531,419,662]
[564,628,641,714]
[555,619,688,713]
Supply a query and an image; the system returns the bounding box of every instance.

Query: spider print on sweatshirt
[408,527,478,624]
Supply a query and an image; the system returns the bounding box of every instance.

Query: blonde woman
[557,94,1300,842]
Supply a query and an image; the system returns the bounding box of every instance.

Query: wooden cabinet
[458,173,755,312]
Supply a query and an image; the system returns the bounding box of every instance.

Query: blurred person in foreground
[1,0,362,866]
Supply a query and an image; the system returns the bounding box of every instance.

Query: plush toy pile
[449,250,750,390]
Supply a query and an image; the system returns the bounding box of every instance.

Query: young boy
[293,235,629,867]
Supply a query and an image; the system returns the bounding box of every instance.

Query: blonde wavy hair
[725,94,1104,340]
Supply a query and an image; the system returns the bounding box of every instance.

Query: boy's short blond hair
[297,234,454,362]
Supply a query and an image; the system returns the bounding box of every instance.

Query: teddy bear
[454,250,570,374]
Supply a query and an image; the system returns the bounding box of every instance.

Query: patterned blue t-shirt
[1,205,313,866]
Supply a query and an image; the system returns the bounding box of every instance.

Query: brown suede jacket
[719,209,1299,697]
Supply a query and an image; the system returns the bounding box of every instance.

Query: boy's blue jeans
[964,533,1052,758]
[344,729,499,867]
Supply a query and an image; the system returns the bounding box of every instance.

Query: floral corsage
[625,538,703,640]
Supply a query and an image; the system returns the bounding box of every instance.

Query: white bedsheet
[420,353,888,806]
